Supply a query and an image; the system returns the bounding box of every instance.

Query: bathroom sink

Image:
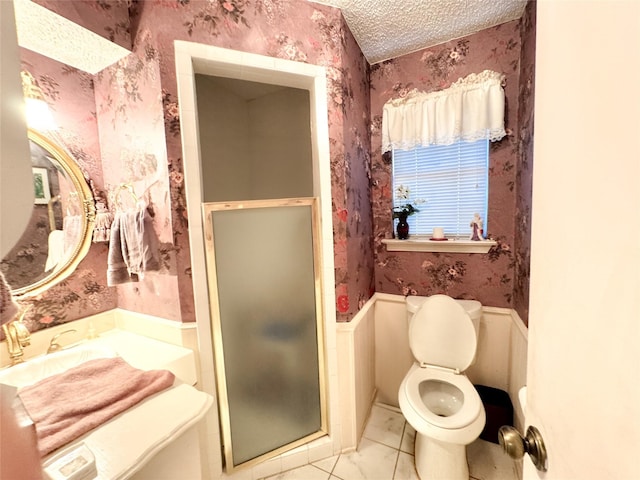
[0,344,117,388]
[0,336,210,479]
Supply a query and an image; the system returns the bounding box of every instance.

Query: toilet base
[414,433,469,480]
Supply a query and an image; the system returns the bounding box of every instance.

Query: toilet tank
[406,295,482,339]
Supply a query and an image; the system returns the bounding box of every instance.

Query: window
[392,139,489,237]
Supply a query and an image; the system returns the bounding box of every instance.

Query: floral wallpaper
[370,20,523,309]
[1,207,51,287]
[14,0,375,330]
[513,0,536,325]
[93,30,180,320]
[128,0,374,322]
[332,11,374,319]
[12,49,117,333]
[11,0,535,333]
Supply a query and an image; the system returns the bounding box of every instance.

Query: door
[203,198,327,472]
[525,2,640,478]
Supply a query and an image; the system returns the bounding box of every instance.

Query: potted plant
[393,185,421,239]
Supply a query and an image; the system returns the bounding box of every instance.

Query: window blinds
[392,139,489,237]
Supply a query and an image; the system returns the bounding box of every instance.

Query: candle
[432,227,444,239]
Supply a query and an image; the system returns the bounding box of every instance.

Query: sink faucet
[46,329,77,354]
[2,308,32,366]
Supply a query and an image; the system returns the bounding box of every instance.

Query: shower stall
[192,71,330,472]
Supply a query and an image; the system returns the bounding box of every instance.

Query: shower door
[203,197,327,472]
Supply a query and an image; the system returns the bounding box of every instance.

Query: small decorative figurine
[470,213,484,241]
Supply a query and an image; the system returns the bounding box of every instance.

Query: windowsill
[382,236,497,253]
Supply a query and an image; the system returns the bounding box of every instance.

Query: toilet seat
[402,366,482,430]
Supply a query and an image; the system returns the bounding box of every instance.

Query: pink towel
[18,357,175,457]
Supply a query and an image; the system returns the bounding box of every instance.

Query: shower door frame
[203,197,328,472]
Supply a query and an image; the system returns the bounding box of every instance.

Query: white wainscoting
[336,296,377,451]
[372,293,414,406]
[23,298,527,472]
[337,293,528,451]
[507,309,528,432]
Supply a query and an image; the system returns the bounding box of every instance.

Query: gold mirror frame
[9,130,96,298]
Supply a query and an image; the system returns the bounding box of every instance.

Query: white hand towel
[44,230,65,272]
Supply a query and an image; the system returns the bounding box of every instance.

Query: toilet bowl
[398,294,485,480]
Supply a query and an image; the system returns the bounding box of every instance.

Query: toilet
[398,294,485,480]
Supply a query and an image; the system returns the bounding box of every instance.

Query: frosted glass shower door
[203,198,327,472]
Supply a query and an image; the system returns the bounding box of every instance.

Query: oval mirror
[0,130,96,297]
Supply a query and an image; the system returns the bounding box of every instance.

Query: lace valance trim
[382,70,507,153]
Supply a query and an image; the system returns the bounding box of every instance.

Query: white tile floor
[262,404,519,480]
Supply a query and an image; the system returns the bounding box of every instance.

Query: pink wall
[17,0,374,331]
[370,20,523,310]
[513,0,536,325]
[126,1,374,322]
[17,50,117,332]
[14,0,534,332]
[93,43,180,319]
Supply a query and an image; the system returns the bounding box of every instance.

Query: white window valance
[381,70,507,153]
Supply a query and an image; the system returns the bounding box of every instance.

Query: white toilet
[398,294,485,480]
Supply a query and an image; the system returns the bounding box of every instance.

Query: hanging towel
[44,230,65,272]
[120,208,160,278]
[18,357,175,457]
[107,213,130,285]
[106,207,160,286]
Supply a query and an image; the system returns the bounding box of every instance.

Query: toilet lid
[409,294,477,371]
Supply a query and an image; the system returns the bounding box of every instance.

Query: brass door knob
[498,425,548,472]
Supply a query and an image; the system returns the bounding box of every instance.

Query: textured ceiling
[14,0,130,74]
[310,0,527,64]
[14,0,527,73]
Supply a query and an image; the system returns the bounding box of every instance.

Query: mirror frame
[10,130,96,298]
